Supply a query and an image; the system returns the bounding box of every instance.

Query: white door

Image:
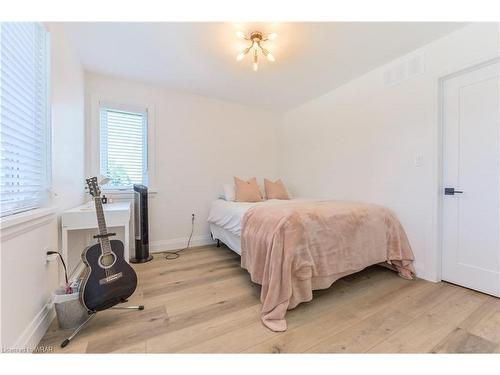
[442,59,500,297]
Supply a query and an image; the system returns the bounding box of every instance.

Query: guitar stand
[60,300,144,348]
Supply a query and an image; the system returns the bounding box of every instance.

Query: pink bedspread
[240,200,415,332]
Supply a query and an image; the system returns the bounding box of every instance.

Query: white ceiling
[62,22,467,112]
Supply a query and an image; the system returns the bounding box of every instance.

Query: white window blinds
[100,107,148,188]
[0,23,50,217]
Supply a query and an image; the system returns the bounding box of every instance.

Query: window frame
[87,95,157,194]
[99,105,149,189]
[0,22,52,218]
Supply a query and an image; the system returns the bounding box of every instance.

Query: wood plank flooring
[37,245,500,353]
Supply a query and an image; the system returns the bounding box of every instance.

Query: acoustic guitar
[80,177,138,312]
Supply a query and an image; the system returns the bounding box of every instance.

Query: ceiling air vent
[383,54,424,87]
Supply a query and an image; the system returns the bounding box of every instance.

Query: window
[99,107,148,189]
[0,23,50,217]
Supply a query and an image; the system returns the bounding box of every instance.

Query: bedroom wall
[278,23,500,281]
[0,23,85,350]
[85,72,280,252]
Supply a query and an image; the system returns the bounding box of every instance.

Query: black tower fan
[130,184,153,263]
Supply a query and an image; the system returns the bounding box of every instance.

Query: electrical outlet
[45,247,58,262]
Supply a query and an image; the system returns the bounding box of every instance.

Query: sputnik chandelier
[236,31,277,71]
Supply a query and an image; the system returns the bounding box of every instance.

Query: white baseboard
[150,234,216,253]
[413,262,435,282]
[12,304,55,353]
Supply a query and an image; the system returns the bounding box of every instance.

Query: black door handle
[444,187,464,195]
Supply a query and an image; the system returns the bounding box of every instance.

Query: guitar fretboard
[94,197,112,255]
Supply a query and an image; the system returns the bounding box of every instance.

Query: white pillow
[222,183,236,201]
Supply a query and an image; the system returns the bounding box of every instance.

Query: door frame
[436,56,500,282]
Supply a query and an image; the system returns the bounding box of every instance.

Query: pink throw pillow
[264,179,290,200]
[234,177,263,202]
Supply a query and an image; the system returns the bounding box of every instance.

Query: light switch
[414,154,423,167]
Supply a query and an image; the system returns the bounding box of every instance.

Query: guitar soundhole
[98,253,117,269]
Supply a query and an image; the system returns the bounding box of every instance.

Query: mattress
[209,223,241,254]
[207,199,258,236]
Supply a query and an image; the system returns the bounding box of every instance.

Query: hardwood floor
[37,245,500,353]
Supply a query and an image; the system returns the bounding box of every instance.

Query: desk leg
[124,224,130,263]
[61,228,69,285]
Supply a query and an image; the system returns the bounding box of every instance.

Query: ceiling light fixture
[236,31,276,71]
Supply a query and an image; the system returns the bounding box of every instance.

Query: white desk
[62,201,132,276]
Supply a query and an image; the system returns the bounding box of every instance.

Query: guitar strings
[95,196,110,279]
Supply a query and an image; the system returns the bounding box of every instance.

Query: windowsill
[102,188,158,196]
[0,206,57,241]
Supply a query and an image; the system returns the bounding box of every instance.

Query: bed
[207,198,415,332]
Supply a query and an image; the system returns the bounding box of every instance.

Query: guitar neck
[94,197,112,254]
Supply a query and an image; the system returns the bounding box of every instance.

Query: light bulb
[267,32,277,40]
[236,31,246,39]
[253,62,258,71]
[266,53,275,62]
[236,52,246,61]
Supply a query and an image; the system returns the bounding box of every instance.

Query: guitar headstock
[85,177,101,198]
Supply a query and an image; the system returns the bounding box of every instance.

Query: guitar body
[80,239,138,312]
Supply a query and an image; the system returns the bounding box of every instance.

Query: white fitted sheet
[210,224,241,254]
[207,199,257,236]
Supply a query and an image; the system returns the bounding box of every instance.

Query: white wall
[2,22,496,350]
[0,23,85,350]
[85,73,280,252]
[278,23,500,281]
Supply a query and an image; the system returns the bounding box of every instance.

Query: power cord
[163,213,195,260]
[47,251,69,284]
